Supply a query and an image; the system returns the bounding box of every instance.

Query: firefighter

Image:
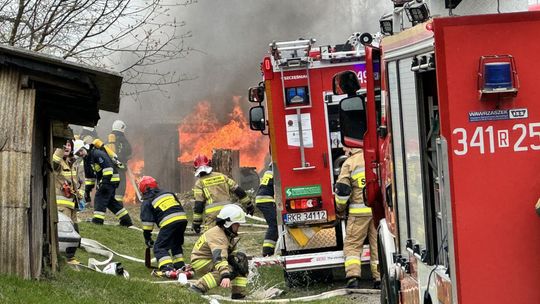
[138,176,188,271]
[52,139,83,264]
[191,154,254,233]
[334,147,380,289]
[73,139,133,227]
[255,163,278,256]
[80,126,98,144]
[189,204,249,299]
[106,120,132,204]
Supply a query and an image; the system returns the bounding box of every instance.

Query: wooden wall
[0,67,38,279]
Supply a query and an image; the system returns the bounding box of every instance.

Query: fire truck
[247,35,376,284]
[333,10,540,304]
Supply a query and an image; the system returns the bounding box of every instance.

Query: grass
[0,204,375,303]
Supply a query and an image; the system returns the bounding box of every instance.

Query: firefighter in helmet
[189,204,249,299]
[80,126,98,144]
[52,139,83,264]
[334,147,380,289]
[191,154,254,233]
[255,163,278,256]
[106,120,132,204]
[73,139,133,227]
[139,176,188,271]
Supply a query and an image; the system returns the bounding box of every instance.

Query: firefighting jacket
[83,147,120,193]
[140,188,187,233]
[190,226,237,279]
[255,168,274,204]
[106,131,132,163]
[334,150,372,217]
[192,172,250,225]
[52,148,83,209]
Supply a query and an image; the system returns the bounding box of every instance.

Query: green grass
[0,204,373,303]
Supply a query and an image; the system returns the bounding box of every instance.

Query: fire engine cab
[247,35,376,284]
[335,10,540,304]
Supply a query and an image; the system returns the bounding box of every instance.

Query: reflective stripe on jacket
[140,189,187,231]
[335,150,372,217]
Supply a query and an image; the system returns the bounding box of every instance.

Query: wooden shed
[0,44,122,279]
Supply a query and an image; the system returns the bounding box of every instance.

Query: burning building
[134,96,268,199]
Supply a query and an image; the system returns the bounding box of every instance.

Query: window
[399,58,426,247]
[387,61,409,253]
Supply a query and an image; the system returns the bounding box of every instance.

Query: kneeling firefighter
[189,204,249,299]
[73,139,133,226]
[334,147,380,289]
[139,176,188,271]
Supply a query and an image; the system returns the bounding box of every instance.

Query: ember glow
[179,96,268,171]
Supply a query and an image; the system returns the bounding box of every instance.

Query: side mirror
[249,106,266,131]
[332,70,361,96]
[339,95,366,148]
[248,86,265,103]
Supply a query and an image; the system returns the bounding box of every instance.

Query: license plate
[284,210,327,223]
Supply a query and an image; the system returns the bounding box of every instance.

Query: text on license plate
[284,210,327,223]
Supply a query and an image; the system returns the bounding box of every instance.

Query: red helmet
[138,176,158,194]
[193,154,210,169]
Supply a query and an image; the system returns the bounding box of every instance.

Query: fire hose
[79,237,378,302]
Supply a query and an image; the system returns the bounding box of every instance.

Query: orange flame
[179,96,268,171]
[123,159,144,204]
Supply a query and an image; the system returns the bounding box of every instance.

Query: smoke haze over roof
[98,0,392,138]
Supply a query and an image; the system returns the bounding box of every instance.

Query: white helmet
[73,139,88,155]
[112,120,126,132]
[217,204,246,228]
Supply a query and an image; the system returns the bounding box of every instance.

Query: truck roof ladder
[269,39,316,171]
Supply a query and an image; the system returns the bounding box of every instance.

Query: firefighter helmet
[216,204,246,228]
[112,120,126,132]
[73,139,88,155]
[138,176,158,194]
[194,154,212,177]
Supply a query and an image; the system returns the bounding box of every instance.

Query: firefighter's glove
[192,223,201,234]
[145,239,154,248]
[84,191,92,203]
[245,202,255,216]
[228,252,249,277]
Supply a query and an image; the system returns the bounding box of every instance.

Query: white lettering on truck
[452,122,540,155]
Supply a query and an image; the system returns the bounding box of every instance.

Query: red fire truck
[334,11,540,304]
[247,35,376,284]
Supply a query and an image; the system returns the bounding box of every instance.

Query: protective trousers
[115,167,127,203]
[257,202,278,256]
[343,216,380,280]
[154,221,187,270]
[192,259,247,296]
[58,206,79,260]
[92,183,133,226]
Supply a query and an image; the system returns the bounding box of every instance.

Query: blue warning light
[484,62,512,90]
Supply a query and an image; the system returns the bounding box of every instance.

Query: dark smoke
[97,0,392,149]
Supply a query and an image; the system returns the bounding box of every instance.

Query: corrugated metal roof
[0,44,122,114]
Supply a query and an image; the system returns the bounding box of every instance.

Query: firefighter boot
[188,284,205,295]
[346,277,361,289]
[119,214,133,227]
[231,293,246,300]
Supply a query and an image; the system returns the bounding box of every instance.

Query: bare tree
[0,0,196,96]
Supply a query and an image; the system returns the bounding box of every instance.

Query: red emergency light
[286,197,321,211]
[477,55,519,100]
